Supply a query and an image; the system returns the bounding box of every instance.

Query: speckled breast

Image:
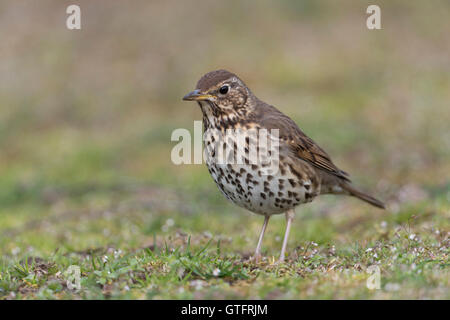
[203,128,321,215]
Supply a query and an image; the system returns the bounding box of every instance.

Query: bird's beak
[182,89,215,101]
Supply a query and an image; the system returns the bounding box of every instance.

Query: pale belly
[206,160,319,215]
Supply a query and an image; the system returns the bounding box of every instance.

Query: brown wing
[254,103,351,182]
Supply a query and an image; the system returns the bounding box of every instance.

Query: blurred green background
[0,1,448,299]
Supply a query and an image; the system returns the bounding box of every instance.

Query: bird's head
[183,70,252,118]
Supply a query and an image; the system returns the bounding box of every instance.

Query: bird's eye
[219,85,229,95]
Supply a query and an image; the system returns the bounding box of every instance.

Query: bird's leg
[253,215,270,262]
[279,209,295,262]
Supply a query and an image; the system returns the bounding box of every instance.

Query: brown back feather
[253,101,351,182]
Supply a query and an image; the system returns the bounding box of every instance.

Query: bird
[183,69,385,262]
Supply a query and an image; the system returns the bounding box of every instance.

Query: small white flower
[330,245,336,253]
[102,255,109,263]
[366,248,373,252]
[311,241,318,247]
[409,234,416,240]
[114,250,123,259]
[166,218,175,227]
[380,221,388,228]
[124,285,130,291]
[212,268,220,277]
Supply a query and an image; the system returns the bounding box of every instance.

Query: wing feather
[254,103,351,182]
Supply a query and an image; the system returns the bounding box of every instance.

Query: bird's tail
[340,183,386,209]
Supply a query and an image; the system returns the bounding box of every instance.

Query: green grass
[0,177,448,299]
[0,1,449,299]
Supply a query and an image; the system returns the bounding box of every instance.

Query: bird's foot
[275,254,288,265]
[250,253,262,263]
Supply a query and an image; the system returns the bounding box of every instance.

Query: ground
[0,180,448,299]
[0,1,449,299]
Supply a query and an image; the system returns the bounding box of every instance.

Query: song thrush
[183,69,385,262]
